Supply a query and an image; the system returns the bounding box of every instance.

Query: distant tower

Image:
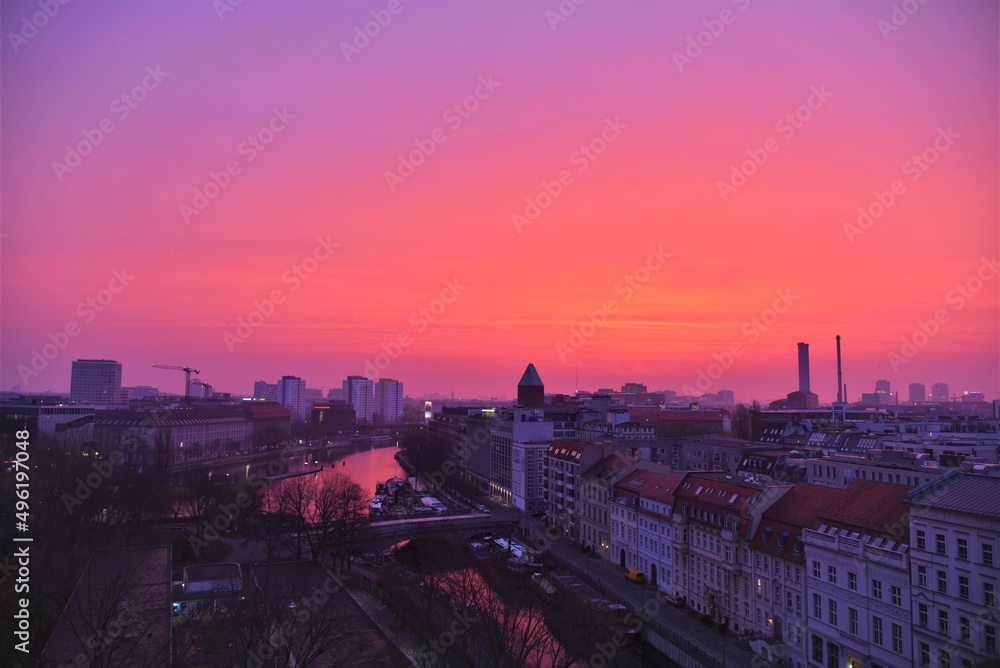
[70,359,122,404]
[931,383,950,403]
[517,364,545,408]
[909,383,926,404]
[836,335,844,403]
[277,375,307,420]
[797,343,810,393]
[342,375,374,423]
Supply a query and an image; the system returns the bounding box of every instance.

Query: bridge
[350,513,519,550]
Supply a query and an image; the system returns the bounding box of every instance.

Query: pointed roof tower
[517,363,545,408]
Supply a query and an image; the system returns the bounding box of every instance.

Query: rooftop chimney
[797,342,810,393]
[836,335,843,403]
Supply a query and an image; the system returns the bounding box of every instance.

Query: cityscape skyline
[2,1,998,406]
[26,354,1000,406]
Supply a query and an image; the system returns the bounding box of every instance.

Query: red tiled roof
[546,438,588,461]
[614,469,685,507]
[817,479,910,534]
[751,484,845,561]
[582,452,633,481]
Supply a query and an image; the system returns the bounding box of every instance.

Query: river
[203,441,408,501]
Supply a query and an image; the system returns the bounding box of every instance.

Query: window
[958,537,969,561]
[811,635,824,662]
[916,529,927,550]
[813,593,821,619]
[827,641,840,668]
[828,565,836,584]
[959,575,970,600]
[960,616,971,643]
[892,624,904,654]
[986,582,996,608]
[917,565,928,588]
[939,650,951,668]
[985,543,995,567]
[938,570,948,594]
[828,600,838,626]
[918,603,929,628]
[873,616,884,645]
[939,610,949,635]
[872,580,883,599]
[812,560,821,579]
[891,585,901,606]
[849,607,859,635]
[936,533,947,556]
[986,626,997,653]
[918,642,931,667]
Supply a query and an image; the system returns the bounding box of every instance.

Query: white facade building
[276,375,307,421]
[374,378,403,423]
[907,472,1000,668]
[342,375,374,424]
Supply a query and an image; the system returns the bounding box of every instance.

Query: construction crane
[152,364,201,398]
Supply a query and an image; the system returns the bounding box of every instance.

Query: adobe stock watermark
[384,75,501,192]
[877,0,928,40]
[681,287,799,395]
[179,107,295,224]
[556,246,671,363]
[672,0,751,73]
[887,255,998,372]
[512,116,628,234]
[17,268,135,387]
[7,0,71,54]
[843,126,958,244]
[213,0,244,21]
[716,84,832,202]
[544,0,588,31]
[51,65,169,182]
[223,236,339,352]
[340,0,406,63]
[361,278,467,377]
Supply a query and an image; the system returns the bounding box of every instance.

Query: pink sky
[1,0,997,404]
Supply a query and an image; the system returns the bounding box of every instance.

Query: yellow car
[625,569,646,584]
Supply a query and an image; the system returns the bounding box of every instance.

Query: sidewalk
[542,532,756,668]
[340,563,424,667]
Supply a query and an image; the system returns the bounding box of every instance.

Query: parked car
[625,569,646,584]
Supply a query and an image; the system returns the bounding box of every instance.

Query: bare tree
[731,402,753,440]
[280,473,368,564]
[180,474,218,539]
[41,549,172,668]
[440,567,573,668]
[198,563,376,668]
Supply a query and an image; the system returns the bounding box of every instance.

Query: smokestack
[797,342,810,393]
[836,335,843,403]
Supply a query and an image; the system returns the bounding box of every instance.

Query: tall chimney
[836,335,843,403]
[797,342,810,393]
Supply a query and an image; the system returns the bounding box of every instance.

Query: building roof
[674,473,767,537]
[816,478,910,533]
[518,363,544,387]
[751,484,845,561]
[614,468,685,508]
[907,471,1000,519]
[547,439,588,462]
[659,410,723,422]
[184,562,242,582]
[581,451,634,482]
